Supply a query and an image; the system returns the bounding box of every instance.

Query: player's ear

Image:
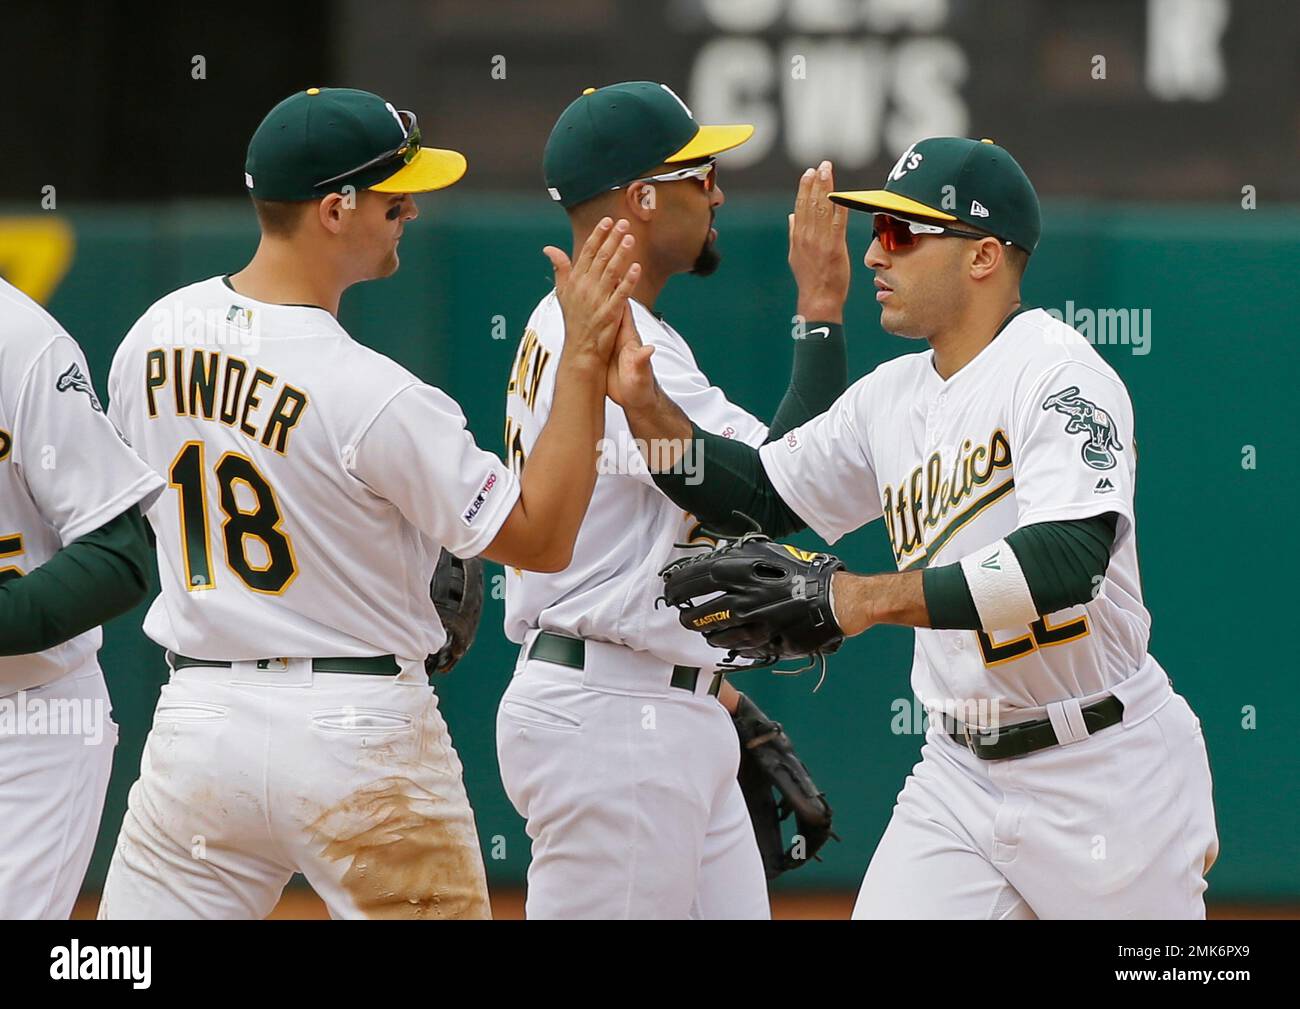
[626,182,657,223]
[316,193,349,235]
[968,237,1003,281]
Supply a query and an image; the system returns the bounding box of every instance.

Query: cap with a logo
[543,81,753,208]
[829,137,1040,253]
[244,87,467,201]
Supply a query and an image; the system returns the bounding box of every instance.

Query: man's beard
[690,235,721,277]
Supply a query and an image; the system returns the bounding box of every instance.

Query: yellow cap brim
[665,124,754,163]
[827,189,957,221]
[369,147,468,194]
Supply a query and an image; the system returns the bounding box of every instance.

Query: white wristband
[959,538,1039,631]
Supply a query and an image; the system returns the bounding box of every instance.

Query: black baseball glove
[426,549,485,675]
[660,531,845,670]
[733,692,837,878]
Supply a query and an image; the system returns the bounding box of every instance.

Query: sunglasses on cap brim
[871,212,1011,252]
[315,110,422,189]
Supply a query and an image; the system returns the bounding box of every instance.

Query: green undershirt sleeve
[0,505,154,656]
[922,513,1119,630]
[652,423,807,538]
[651,320,846,538]
[768,321,847,440]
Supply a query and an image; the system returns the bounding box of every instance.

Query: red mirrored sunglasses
[871,212,995,252]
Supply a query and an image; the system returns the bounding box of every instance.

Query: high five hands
[789,160,850,324]
[543,217,642,373]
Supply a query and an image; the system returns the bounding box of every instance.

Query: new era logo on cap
[970,199,989,217]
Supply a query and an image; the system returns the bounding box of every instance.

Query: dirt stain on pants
[309,776,491,920]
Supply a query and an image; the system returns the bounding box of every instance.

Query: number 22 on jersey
[169,441,297,594]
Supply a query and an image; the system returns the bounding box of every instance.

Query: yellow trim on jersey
[214,450,299,597]
[0,532,26,581]
[170,440,216,592]
[901,479,1016,572]
[1034,611,1091,649]
[975,611,1093,669]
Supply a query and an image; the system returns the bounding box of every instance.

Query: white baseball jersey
[0,279,165,695]
[504,293,767,669]
[761,308,1149,712]
[108,276,520,663]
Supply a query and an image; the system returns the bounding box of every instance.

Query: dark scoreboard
[342,0,1298,201]
[3,0,1294,202]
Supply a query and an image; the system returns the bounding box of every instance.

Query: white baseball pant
[0,660,117,918]
[496,632,769,920]
[99,658,490,919]
[854,656,1219,919]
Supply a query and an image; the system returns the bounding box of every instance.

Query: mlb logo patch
[226,305,255,329]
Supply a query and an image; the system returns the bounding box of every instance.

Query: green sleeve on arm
[768,322,847,440]
[0,506,154,656]
[921,561,981,630]
[651,423,807,538]
[1010,511,1118,614]
[921,512,1119,630]
[649,320,845,537]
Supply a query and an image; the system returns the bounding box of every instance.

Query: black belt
[527,631,721,697]
[167,652,402,675]
[947,695,1125,760]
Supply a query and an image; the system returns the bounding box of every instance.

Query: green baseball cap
[543,81,753,208]
[244,87,467,201]
[830,137,1040,253]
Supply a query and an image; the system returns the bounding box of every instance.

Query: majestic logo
[970,199,989,217]
[55,363,103,412]
[887,142,923,181]
[1042,386,1122,470]
[1094,477,1115,493]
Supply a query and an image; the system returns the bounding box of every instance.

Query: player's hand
[788,160,849,323]
[606,304,657,412]
[544,217,641,371]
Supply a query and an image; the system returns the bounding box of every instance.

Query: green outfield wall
[6,196,1296,902]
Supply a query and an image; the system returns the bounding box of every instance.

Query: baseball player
[98,86,641,919]
[499,82,849,919]
[617,137,1219,919]
[0,277,164,918]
